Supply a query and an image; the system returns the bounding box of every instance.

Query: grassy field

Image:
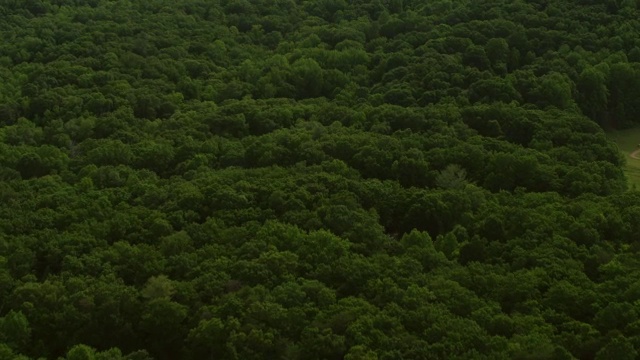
[606,127,640,190]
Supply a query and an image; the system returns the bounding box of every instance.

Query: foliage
[1,0,640,359]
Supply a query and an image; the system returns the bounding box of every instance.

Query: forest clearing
[607,127,640,189]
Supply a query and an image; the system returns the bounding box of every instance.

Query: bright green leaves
[0,311,31,354]
[291,58,324,99]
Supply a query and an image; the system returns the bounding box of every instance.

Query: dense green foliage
[2,0,640,359]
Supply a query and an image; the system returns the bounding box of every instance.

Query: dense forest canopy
[2,0,640,359]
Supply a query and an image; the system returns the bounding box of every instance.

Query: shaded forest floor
[608,127,640,189]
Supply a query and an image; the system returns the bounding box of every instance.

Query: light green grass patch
[607,127,640,190]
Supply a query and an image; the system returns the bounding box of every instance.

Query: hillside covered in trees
[2,0,640,359]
